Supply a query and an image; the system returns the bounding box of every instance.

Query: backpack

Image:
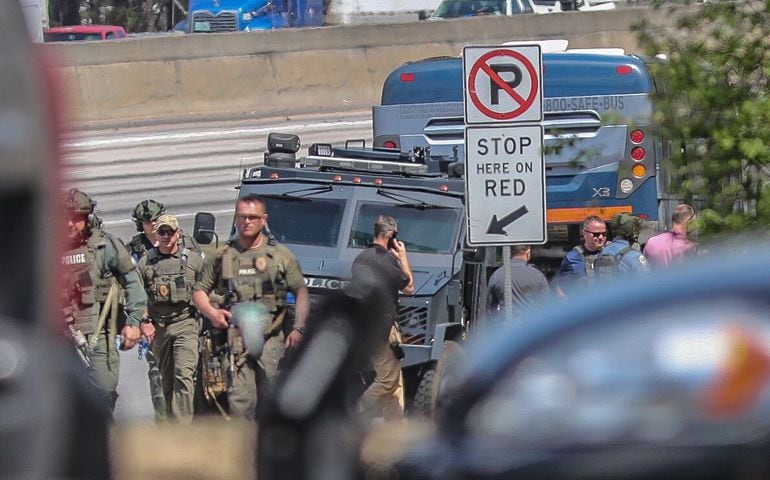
[575,244,632,280]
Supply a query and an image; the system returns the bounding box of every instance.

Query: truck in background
[185,0,325,33]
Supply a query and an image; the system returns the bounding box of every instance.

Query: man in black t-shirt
[486,244,549,321]
[350,215,414,421]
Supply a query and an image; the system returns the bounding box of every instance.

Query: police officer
[126,199,166,261]
[192,194,309,419]
[62,188,147,410]
[136,214,204,424]
[126,199,202,421]
[603,213,650,274]
[350,215,414,422]
[126,199,202,262]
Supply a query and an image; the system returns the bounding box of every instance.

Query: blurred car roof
[390,240,770,480]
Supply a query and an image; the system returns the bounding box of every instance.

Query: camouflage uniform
[136,215,204,424]
[126,199,201,421]
[62,189,147,410]
[194,238,305,419]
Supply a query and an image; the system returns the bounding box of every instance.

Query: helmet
[611,213,642,240]
[64,188,95,215]
[131,199,166,230]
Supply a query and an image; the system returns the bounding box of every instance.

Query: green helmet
[64,188,95,215]
[132,199,166,230]
[611,213,642,240]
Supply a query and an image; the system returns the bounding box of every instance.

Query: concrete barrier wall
[48,7,677,127]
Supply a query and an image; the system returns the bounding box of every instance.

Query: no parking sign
[463,45,543,125]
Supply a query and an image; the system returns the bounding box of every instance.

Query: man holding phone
[350,215,414,422]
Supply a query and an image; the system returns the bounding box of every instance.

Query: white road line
[64,120,372,149]
[102,209,234,226]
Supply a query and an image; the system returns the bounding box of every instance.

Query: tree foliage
[49,0,176,32]
[633,1,770,234]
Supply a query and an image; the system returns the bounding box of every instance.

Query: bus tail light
[617,126,653,199]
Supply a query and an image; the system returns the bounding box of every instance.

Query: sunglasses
[236,213,266,222]
[584,230,607,238]
[157,228,177,237]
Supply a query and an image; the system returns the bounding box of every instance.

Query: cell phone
[388,231,398,249]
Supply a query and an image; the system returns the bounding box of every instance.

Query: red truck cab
[43,24,127,42]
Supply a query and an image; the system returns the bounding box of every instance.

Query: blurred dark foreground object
[1,319,111,478]
[1,1,113,478]
[257,288,383,480]
[384,242,770,480]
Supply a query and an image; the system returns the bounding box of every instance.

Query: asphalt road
[61,110,373,421]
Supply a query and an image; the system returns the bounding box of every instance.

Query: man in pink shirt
[643,204,696,269]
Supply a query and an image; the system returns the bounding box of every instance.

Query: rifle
[219,253,248,388]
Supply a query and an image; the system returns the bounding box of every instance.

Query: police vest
[145,247,203,306]
[218,240,289,313]
[61,230,116,335]
[576,244,632,280]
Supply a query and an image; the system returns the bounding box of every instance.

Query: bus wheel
[431,340,466,418]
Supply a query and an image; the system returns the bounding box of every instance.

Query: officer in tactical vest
[62,188,147,410]
[556,215,608,297]
[193,194,309,419]
[136,214,204,424]
[603,213,650,274]
[125,198,202,421]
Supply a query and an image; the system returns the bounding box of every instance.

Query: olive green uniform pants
[228,330,286,420]
[145,348,168,421]
[152,317,199,425]
[359,325,404,421]
[88,332,120,411]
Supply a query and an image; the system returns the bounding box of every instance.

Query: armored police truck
[195,133,496,415]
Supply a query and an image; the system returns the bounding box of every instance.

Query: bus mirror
[194,212,217,246]
[463,247,485,263]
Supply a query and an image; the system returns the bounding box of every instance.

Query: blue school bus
[372,49,676,263]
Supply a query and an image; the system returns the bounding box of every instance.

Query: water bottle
[115,334,123,351]
[138,336,149,360]
[286,291,296,305]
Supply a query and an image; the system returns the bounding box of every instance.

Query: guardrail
[47,7,678,127]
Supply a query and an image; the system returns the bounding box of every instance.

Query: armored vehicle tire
[431,340,466,417]
[413,365,435,417]
[412,340,466,418]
